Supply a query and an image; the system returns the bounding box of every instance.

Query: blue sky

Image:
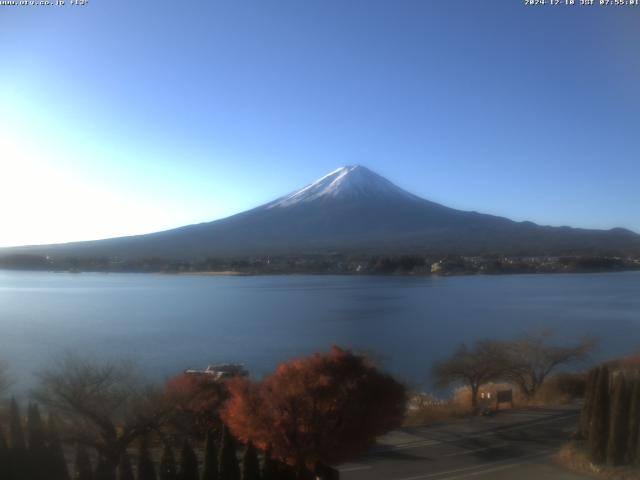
[1,1,639,247]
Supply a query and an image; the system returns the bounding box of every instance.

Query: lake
[1,270,639,394]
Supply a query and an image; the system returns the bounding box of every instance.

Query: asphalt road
[339,405,591,480]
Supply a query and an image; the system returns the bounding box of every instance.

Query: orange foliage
[164,373,229,436]
[222,346,406,469]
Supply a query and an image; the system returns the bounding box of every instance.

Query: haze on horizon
[1,1,640,248]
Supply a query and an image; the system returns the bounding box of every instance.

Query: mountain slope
[4,165,640,259]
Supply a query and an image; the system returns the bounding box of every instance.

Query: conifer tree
[637,424,640,466]
[74,445,94,480]
[579,368,598,439]
[588,365,610,464]
[117,453,135,480]
[201,430,218,480]
[47,413,71,480]
[28,403,48,479]
[295,462,314,480]
[159,443,177,480]
[95,455,117,480]
[10,399,26,450]
[137,436,157,480]
[275,461,296,480]
[178,439,199,480]
[10,398,28,480]
[241,442,260,480]
[0,428,9,480]
[218,426,240,480]
[28,403,46,450]
[260,446,277,480]
[607,375,630,465]
[627,379,640,464]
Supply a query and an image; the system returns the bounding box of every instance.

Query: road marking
[338,464,372,472]
[497,412,550,418]
[442,443,510,457]
[437,452,551,480]
[393,450,551,480]
[375,414,577,453]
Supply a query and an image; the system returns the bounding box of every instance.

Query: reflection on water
[0,270,639,393]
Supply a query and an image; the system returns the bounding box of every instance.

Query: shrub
[222,346,406,470]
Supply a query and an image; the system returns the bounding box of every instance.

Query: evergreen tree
[95,455,117,480]
[159,443,177,480]
[137,436,157,480]
[47,414,71,480]
[261,446,277,480]
[607,375,630,465]
[275,461,296,480]
[28,403,48,480]
[201,430,218,480]
[218,426,240,480]
[0,428,9,480]
[74,445,94,480]
[9,399,26,450]
[295,462,314,480]
[10,398,28,480]
[178,439,199,480]
[627,379,640,464]
[117,453,135,480]
[588,365,610,464]
[579,368,598,440]
[241,442,260,480]
[637,423,640,466]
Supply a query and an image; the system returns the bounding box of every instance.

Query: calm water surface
[1,270,639,392]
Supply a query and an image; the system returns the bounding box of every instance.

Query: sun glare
[0,122,178,248]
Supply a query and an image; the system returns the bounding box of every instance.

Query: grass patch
[555,442,640,480]
[405,374,586,427]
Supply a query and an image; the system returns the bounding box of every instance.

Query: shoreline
[2,267,640,278]
[171,270,248,276]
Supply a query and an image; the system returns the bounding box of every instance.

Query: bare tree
[32,355,174,480]
[501,332,596,400]
[432,340,507,408]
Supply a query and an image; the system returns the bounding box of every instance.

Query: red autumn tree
[164,373,229,437]
[221,346,406,472]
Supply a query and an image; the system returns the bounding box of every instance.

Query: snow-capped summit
[267,165,417,208]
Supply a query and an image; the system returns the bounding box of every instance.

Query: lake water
[1,270,639,394]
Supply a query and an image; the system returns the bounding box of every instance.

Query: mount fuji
[4,165,640,259]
